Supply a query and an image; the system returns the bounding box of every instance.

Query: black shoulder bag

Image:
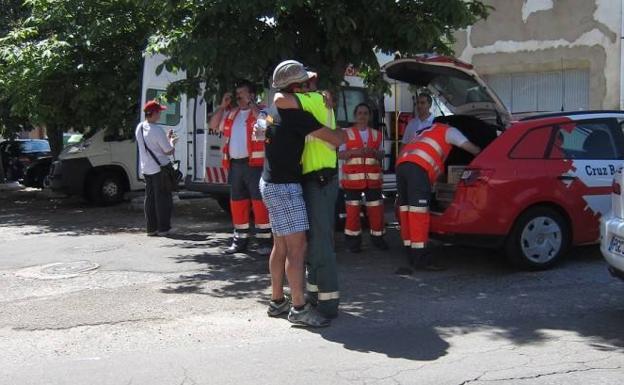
[140,123,183,192]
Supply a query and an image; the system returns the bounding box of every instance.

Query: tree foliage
[149,0,490,97]
[0,0,489,157]
[0,0,161,155]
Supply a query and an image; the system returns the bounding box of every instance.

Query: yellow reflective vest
[295,92,337,174]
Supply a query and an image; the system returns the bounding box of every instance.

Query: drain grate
[15,261,100,280]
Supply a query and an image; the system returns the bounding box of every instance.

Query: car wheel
[24,166,47,188]
[216,195,230,213]
[89,172,125,206]
[505,206,570,270]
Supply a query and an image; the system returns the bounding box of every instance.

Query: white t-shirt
[136,121,174,176]
[229,109,251,159]
[402,114,434,144]
[444,126,470,147]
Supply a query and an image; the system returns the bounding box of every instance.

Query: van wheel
[89,172,125,206]
[505,206,570,270]
[216,195,230,213]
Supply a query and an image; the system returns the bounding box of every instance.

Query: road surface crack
[13,317,167,331]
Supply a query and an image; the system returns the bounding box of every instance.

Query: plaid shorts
[259,179,309,236]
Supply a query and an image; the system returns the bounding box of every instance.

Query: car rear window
[509,126,551,159]
[19,141,50,153]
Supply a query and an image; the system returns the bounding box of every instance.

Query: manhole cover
[15,261,100,280]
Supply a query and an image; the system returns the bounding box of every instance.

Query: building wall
[453,0,622,111]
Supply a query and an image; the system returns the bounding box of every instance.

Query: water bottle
[253,112,268,141]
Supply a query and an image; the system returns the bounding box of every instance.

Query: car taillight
[459,168,494,186]
[613,180,621,195]
[18,156,31,165]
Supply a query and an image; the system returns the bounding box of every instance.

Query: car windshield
[20,141,50,152]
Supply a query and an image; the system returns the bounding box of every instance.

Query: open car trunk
[430,115,500,212]
[382,55,511,212]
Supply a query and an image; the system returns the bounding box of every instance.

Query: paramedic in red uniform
[210,80,272,255]
[338,103,389,252]
[396,122,480,272]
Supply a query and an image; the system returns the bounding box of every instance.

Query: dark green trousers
[303,174,339,318]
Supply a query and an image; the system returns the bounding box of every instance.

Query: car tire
[24,165,47,188]
[88,171,125,206]
[505,206,570,270]
[216,195,230,213]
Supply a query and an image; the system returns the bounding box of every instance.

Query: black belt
[230,157,249,163]
[303,167,337,186]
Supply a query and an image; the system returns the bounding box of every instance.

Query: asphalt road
[1,189,624,385]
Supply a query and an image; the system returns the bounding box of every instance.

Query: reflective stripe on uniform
[318,291,340,301]
[366,173,381,180]
[255,233,272,239]
[403,240,411,246]
[235,232,249,238]
[234,223,250,230]
[251,151,265,159]
[344,229,361,236]
[399,205,409,212]
[366,200,383,207]
[370,229,384,236]
[401,149,440,175]
[306,283,318,292]
[345,200,361,206]
[346,129,356,141]
[420,137,445,157]
[365,158,380,165]
[409,206,428,213]
[255,223,271,230]
[345,158,364,166]
[343,173,365,180]
[410,242,425,248]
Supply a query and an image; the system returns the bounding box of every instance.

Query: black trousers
[144,172,173,233]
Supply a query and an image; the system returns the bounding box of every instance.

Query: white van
[48,54,191,205]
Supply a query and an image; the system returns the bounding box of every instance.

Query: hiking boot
[345,235,362,253]
[348,244,362,253]
[267,298,290,317]
[288,303,330,328]
[371,236,389,250]
[304,292,318,307]
[394,266,414,276]
[224,238,248,254]
[255,244,272,256]
[409,248,431,269]
[422,263,447,272]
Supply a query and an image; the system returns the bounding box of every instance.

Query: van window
[509,126,551,159]
[335,88,367,127]
[146,89,181,126]
[548,119,622,160]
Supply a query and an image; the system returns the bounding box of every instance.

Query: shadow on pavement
[161,243,270,299]
[163,227,624,362]
[0,189,227,236]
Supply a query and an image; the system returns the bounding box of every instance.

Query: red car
[384,57,624,269]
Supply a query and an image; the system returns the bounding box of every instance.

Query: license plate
[608,235,624,257]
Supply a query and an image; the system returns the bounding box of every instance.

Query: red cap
[143,100,167,113]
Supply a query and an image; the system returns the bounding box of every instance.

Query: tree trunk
[46,124,64,159]
[0,150,6,183]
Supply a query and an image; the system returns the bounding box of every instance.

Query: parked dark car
[0,139,51,185]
